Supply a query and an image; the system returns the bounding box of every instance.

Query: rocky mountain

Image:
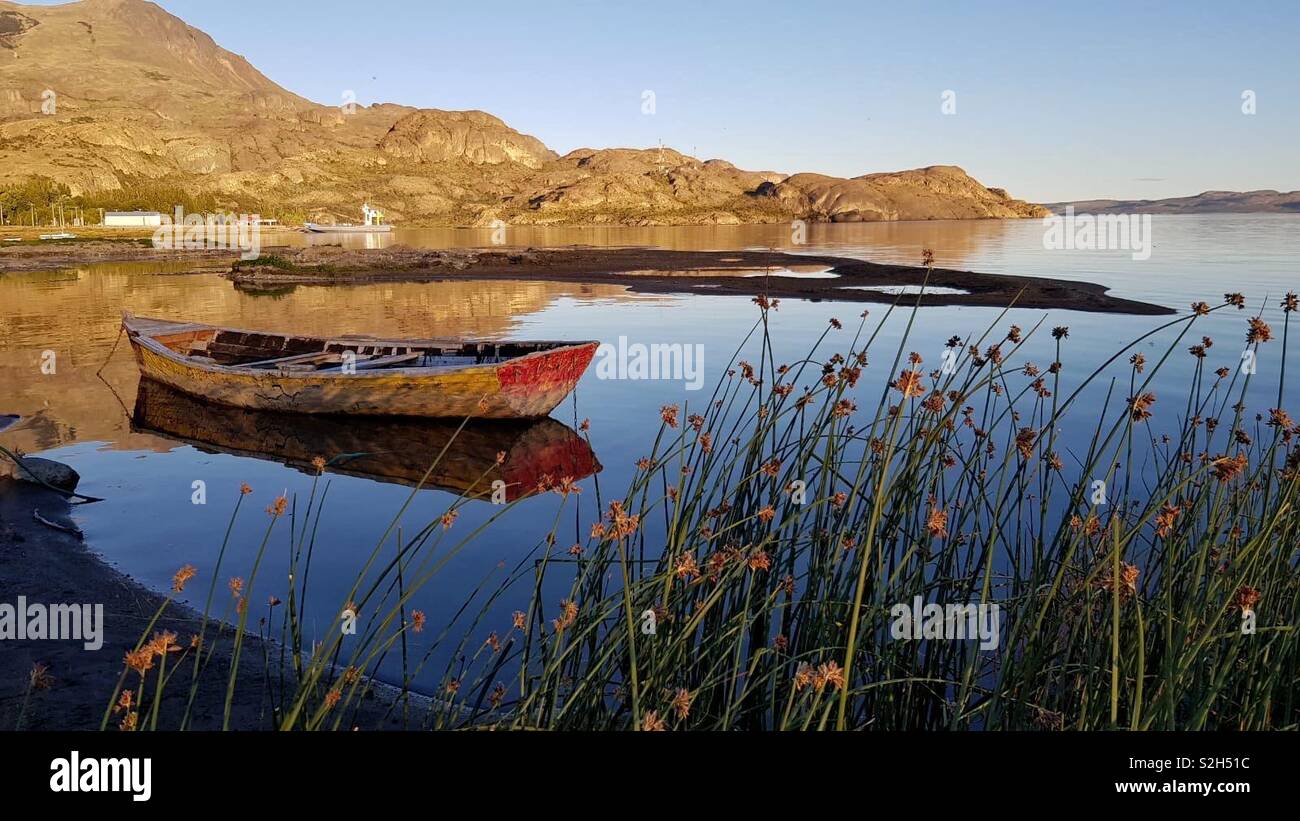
[1044,190,1300,215]
[0,0,1048,226]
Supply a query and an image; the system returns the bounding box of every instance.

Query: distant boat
[39,232,76,240]
[304,202,392,233]
[132,380,600,501]
[123,313,599,419]
[303,223,392,234]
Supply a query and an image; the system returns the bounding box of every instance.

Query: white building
[104,211,163,227]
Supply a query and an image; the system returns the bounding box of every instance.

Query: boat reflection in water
[132,380,600,502]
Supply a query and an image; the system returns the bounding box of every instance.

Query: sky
[28,0,1300,201]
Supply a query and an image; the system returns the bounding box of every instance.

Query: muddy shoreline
[0,239,235,273]
[223,246,1172,315]
[0,476,412,730]
[3,241,1172,315]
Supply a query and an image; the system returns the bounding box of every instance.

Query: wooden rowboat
[123,313,598,419]
[132,380,600,501]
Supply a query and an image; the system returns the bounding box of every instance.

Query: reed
[108,277,1300,731]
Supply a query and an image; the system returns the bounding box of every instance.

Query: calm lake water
[2,215,1296,692]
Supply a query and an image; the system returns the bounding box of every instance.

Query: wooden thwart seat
[245,351,341,369]
[317,352,423,373]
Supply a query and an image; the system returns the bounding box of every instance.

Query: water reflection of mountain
[132,380,600,501]
[287,221,1002,268]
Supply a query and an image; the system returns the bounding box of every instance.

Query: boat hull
[303,223,392,233]
[125,316,598,419]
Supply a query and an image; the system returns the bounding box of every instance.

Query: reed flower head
[311,455,326,473]
[228,577,244,598]
[239,482,252,495]
[1155,504,1180,538]
[1015,427,1037,459]
[171,564,197,593]
[1211,452,1249,482]
[554,475,582,497]
[124,648,154,674]
[1247,317,1273,344]
[551,599,578,633]
[1283,292,1298,313]
[1129,393,1157,422]
[440,510,458,530]
[793,662,814,691]
[813,661,846,692]
[266,495,288,517]
[674,552,699,581]
[660,404,680,428]
[411,610,426,633]
[642,710,667,731]
[1232,586,1261,614]
[1268,408,1294,429]
[1097,563,1140,599]
[895,369,926,398]
[671,688,693,720]
[926,506,948,539]
[28,662,53,691]
[605,500,641,538]
[512,610,527,630]
[147,630,181,657]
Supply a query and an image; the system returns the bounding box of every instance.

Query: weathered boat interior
[139,320,573,372]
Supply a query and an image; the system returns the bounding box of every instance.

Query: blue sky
[33,0,1300,201]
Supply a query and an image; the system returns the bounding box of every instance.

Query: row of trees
[0,175,240,226]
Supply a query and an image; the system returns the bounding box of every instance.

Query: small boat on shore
[304,202,392,234]
[123,314,598,419]
[132,380,600,501]
[303,223,392,234]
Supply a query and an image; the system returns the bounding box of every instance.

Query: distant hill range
[0,0,1048,226]
[1044,191,1300,215]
